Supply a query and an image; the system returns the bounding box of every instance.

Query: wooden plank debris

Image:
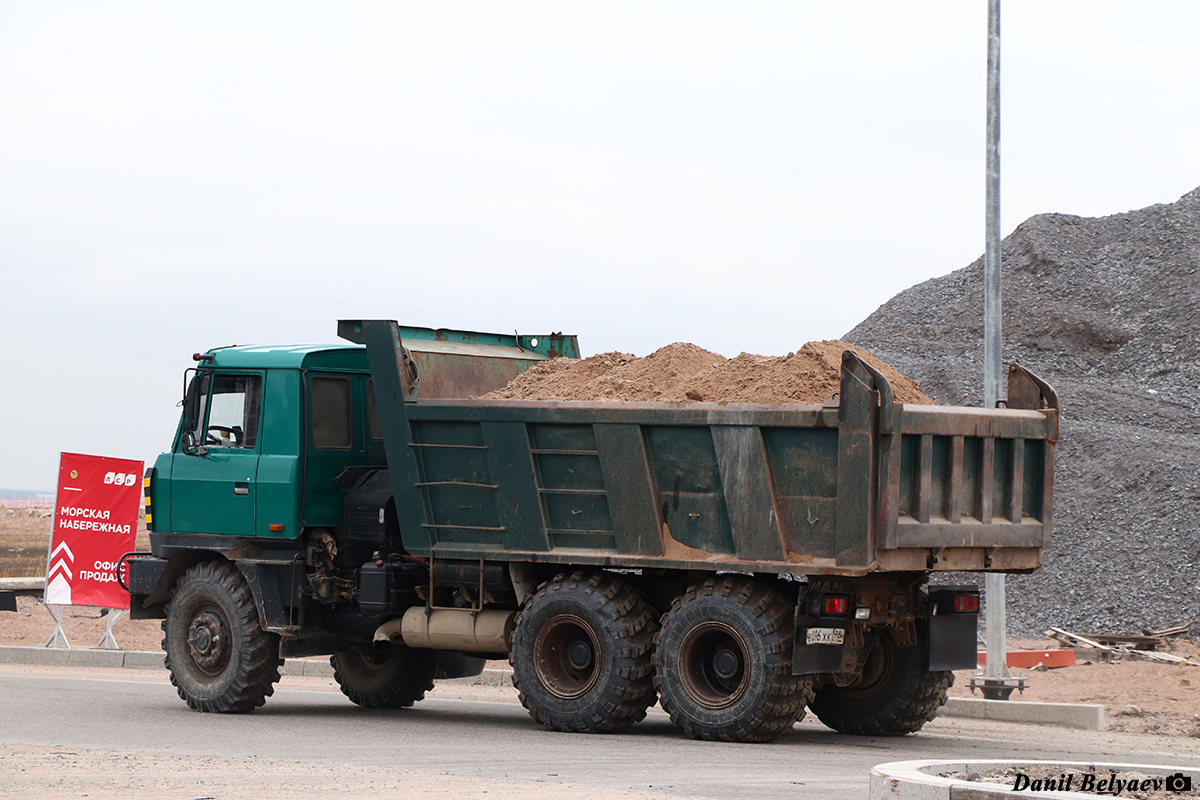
[1045,627,1200,667]
[1141,621,1194,638]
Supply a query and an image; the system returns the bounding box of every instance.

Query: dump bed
[342,320,1057,577]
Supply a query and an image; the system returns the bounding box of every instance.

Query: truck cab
[147,345,383,541]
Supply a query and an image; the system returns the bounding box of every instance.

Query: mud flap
[928,587,980,670]
[238,560,305,633]
[792,613,851,675]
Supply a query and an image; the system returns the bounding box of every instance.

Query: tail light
[929,586,981,616]
[953,594,980,613]
[805,591,852,619]
[824,596,849,615]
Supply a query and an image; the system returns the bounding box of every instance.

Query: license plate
[806,627,845,646]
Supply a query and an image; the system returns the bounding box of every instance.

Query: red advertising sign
[45,452,143,609]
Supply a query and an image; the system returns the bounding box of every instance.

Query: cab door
[301,372,356,528]
[171,371,264,536]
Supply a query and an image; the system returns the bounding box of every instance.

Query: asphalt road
[4,673,1199,799]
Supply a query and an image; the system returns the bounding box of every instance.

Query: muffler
[374,607,516,654]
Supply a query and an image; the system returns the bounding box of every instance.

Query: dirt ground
[947,638,1200,737]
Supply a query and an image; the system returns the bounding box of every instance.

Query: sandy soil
[480,339,935,405]
[948,638,1200,738]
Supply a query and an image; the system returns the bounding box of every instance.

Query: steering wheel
[206,425,243,446]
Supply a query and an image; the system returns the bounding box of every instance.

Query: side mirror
[181,430,208,457]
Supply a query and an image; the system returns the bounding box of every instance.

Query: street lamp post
[977,0,1020,702]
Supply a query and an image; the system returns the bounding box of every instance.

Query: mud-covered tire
[807,631,953,735]
[510,570,658,733]
[162,561,282,713]
[331,641,437,708]
[654,576,813,743]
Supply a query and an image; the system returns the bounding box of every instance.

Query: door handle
[234,482,250,496]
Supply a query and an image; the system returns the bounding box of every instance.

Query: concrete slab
[441,668,512,686]
[938,697,1104,731]
[64,649,126,668]
[122,650,166,669]
[281,658,334,678]
[0,578,46,595]
[0,646,73,665]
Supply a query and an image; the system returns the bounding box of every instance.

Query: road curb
[0,646,512,686]
[937,697,1104,731]
[870,759,1198,799]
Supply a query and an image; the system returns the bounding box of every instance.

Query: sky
[2,1,1198,491]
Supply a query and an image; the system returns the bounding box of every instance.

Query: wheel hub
[187,608,231,676]
[712,648,740,680]
[678,621,750,709]
[533,614,601,699]
[567,640,594,671]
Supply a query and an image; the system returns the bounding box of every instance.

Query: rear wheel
[331,641,436,708]
[807,631,952,735]
[654,576,812,742]
[511,570,658,733]
[162,561,282,713]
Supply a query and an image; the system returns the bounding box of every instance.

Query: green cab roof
[202,344,368,371]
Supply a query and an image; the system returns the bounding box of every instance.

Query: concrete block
[439,668,513,687]
[122,650,166,669]
[938,697,1104,731]
[64,649,126,668]
[0,578,45,593]
[0,646,71,665]
[282,658,333,677]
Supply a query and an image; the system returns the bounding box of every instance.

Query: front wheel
[162,561,282,713]
[807,631,953,735]
[331,641,437,708]
[654,576,813,743]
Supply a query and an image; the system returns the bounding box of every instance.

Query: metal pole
[981,0,1012,689]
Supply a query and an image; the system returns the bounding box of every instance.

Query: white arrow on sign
[45,540,76,605]
[48,559,73,581]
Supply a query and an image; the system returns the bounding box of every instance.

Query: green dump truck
[125,319,1058,742]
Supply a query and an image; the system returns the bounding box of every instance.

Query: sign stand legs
[96,609,125,650]
[43,604,71,649]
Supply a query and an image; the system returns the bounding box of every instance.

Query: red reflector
[824,596,848,615]
[268,524,285,532]
[953,594,980,613]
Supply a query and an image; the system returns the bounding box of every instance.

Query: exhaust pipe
[374,607,516,654]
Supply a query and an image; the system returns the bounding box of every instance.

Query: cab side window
[197,373,261,448]
[311,376,352,450]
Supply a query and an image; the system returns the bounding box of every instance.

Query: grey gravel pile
[845,187,1200,637]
